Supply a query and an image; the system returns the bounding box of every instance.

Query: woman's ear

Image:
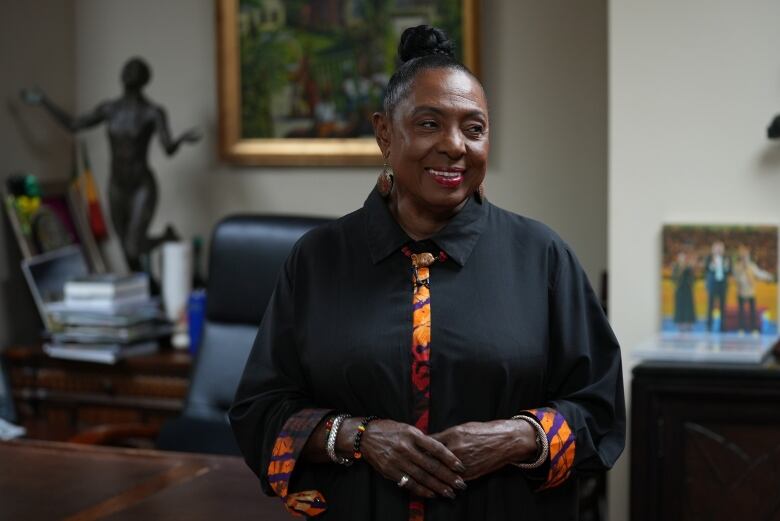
[372,112,391,157]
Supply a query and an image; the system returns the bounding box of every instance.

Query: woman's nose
[437,126,466,157]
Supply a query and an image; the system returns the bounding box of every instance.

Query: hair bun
[398,25,454,63]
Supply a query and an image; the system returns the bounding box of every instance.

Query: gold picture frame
[216,0,480,166]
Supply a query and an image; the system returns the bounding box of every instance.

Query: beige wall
[0,0,76,346]
[73,0,607,287]
[608,0,780,518]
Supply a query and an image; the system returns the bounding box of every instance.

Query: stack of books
[44,273,172,364]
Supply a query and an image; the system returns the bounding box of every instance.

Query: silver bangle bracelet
[510,414,550,470]
[326,414,354,466]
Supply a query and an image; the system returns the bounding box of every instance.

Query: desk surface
[0,440,291,521]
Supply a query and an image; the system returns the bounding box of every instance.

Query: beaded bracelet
[352,416,378,459]
[326,414,354,466]
[510,414,549,470]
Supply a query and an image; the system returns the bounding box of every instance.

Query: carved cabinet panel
[631,361,780,521]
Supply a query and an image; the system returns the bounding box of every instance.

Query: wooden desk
[3,345,191,440]
[0,440,291,521]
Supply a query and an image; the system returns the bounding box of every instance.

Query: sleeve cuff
[268,408,331,516]
[519,407,576,490]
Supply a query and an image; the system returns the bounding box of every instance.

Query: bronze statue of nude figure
[21,57,200,271]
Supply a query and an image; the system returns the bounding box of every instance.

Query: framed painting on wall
[216,0,480,166]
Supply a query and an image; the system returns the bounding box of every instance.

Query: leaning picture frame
[660,224,778,335]
[216,0,481,166]
[3,177,106,273]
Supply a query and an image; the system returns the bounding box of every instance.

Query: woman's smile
[426,166,465,188]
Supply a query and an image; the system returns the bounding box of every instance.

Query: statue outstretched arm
[20,87,107,132]
[155,106,201,155]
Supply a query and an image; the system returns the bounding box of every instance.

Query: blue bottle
[187,289,207,356]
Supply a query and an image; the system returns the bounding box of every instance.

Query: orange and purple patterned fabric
[268,407,330,517]
[402,245,448,521]
[409,261,432,521]
[521,407,576,489]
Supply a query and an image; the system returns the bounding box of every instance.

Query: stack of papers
[0,418,26,441]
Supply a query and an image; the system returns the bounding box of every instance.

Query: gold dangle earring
[377,156,394,198]
[475,183,486,203]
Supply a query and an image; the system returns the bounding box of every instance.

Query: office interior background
[2,0,780,519]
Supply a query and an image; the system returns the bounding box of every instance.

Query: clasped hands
[341,418,537,499]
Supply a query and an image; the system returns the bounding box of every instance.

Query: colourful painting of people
[661,225,778,335]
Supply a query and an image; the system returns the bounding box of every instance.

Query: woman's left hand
[430,420,537,481]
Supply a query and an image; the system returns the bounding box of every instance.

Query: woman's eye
[419,120,438,129]
[467,124,485,135]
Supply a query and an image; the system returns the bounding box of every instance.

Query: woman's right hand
[339,418,467,499]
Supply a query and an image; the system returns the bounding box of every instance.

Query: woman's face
[377,67,489,214]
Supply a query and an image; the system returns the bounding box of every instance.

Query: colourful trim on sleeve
[268,408,331,516]
[522,407,576,490]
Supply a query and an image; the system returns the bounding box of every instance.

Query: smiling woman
[230,25,625,521]
[373,66,489,235]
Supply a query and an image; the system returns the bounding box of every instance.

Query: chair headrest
[206,215,331,324]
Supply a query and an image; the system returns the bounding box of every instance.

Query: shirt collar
[363,187,489,267]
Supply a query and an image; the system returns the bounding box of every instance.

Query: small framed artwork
[4,177,106,273]
[216,0,481,166]
[661,224,778,335]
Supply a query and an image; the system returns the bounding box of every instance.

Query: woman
[20,57,200,271]
[672,250,696,331]
[230,26,624,521]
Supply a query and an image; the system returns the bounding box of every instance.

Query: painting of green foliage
[238,0,466,139]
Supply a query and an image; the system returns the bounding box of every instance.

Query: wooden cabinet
[3,345,191,441]
[631,359,780,521]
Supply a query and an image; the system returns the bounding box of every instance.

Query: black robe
[230,188,625,520]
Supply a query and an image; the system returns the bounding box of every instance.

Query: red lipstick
[426,167,465,188]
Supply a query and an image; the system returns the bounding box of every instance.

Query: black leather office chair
[155,215,332,455]
[72,215,330,454]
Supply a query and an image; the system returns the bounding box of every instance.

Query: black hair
[383,25,477,115]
